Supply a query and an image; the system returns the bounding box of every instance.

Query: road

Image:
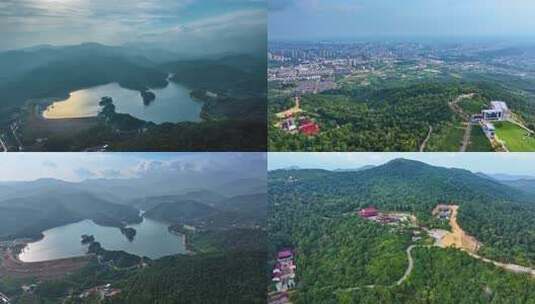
[419,126,433,152]
[459,122,472,152]
[448,93,475,152]
[395,245,416,286]
[0,134,8,152]
[335,244,419,294]
[467,252,535,277]
[10,124,23,151]
[0,291,9,303]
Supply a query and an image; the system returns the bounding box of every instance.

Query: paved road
[419,126,433,152]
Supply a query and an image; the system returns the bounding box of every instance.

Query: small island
[140,90,156,105]
[120,227,137,242]
[81,234,95,244]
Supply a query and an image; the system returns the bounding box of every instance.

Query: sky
[0,0,266,53]
[269,153,535,177]
[269,0,535,41]
[0,152,266,182]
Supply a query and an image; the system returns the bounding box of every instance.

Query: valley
[0,153,268,304]
[0,44,267,152]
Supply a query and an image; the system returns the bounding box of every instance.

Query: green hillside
[269,160,535,303]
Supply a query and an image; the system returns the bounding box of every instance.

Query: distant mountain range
[0,42,266,123]
[0,172,266,240]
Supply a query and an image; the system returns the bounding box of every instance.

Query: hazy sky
[269,0,535,41]
[269,153,535,177]
[0,153,266,182]
[0,0,266,53]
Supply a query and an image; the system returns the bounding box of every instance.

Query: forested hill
[269,159,535,266]
[0,191,141,240]
[270,159,533,210]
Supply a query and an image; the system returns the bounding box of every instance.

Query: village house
[433,204,452,220]
[298,119,320,136]
[80,284,121,300]
[273,249,297,292]
[358,207,379,218]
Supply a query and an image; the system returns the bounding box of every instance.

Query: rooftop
[490,101,509,112]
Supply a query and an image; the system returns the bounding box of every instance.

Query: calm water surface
[42,79,203,124]
[18,218,185,262]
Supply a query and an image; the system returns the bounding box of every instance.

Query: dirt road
[440,206,480,253]
[419,126,433,152]
[448,94,476,152]
[460,123,472,152]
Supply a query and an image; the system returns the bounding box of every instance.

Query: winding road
[395,245,416,286]
[419,126,433,152]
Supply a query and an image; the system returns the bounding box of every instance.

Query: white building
[482,101,510,121]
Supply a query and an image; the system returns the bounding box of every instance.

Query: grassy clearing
[467,126,494,152]
[495,121,535,152]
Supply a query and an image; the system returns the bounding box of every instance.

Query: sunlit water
[18,218,186,262]
[42,80,203,124]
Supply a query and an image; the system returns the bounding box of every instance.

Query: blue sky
[269,0,535,41]
[0,0,266,53]
[0,153,266,182]
[269,153,535,177]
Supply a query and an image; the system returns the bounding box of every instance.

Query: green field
[495,121,535,152]
[467,126,494,152]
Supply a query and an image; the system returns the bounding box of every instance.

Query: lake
[18,218,186,263]
[42,79,203,124]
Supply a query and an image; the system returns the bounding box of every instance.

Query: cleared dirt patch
[21,103,98,143]
[439,205,480,253]
[0,249,91,281]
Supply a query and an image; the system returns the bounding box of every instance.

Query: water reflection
[18,218,186,262]
[43,80,203,124]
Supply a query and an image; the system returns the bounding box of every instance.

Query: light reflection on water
[18,218,185,262]
[42,80,203,124]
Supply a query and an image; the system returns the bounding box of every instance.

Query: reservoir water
[42,79,203,124]
[18,218,186,263]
